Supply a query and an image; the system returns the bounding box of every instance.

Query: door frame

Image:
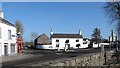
[4,43,8,56]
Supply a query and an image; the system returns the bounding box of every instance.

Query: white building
[36,29,89,50]
[51,30,89,50]
[93,31,116,48]
[0,11,17,56]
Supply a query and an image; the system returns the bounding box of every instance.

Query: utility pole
[109,36,111,51]
[109,30,114,51]
[111,30,113,42]
[116,36,118,51]
[111,30,114,50]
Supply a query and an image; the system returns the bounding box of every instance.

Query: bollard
[64,48,66,52]
[101,44,104,53]
[104,52,107,65]
[115,50,119,63]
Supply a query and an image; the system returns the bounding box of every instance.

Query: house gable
[35,34,50,45]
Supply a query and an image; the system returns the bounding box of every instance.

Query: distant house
[0,11,17,56]
[36,29,89,50]
[35,34,52,49]
[50,30,87,49]
[34,34,51,47]
[83,38,90,47]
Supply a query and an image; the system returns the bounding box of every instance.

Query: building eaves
[0,17,15,27]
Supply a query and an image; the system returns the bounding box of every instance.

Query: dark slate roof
[0,17,15,27]
[51,34,83,38]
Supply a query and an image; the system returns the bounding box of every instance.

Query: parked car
[24,45,28,50]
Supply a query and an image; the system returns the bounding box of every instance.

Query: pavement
[1,53,35,63]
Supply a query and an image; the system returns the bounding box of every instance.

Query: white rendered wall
[36,38,90,49]
[52,38,84,49]
[0,21,17,56]
[82,40,90,48]
[93,43,99,48]
[93,43,109,48]
[36,45,54,49]
[0,43,1,56]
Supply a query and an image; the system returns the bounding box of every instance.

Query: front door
[4,43,8,56]
[68,44,70,49]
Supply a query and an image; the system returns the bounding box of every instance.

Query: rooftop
[0,17,15,27]
[51,34,83,38]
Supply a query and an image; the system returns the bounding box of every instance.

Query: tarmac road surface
[2,48,112,66]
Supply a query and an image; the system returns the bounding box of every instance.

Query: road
[2,48,112,66]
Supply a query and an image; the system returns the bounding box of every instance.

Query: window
[76,40,79,42]
[65,40,69,43]
[11,43,15,53]
[83,38,86,41]
[8,30,12,40]
[83,41,87,44]
[56,39,59,42]
[56,44,59,47]
[76,44,80,47]
[56,39,59,47]
[76,44,80,49]
[0,27,1,39]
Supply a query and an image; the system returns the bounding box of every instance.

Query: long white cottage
[0,11,17,56]
[36,29,89,50]
[50,29,88,49]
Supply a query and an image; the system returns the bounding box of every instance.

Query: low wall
[40,50,114,66]
[36,45,54,49]
[93,43,109,48]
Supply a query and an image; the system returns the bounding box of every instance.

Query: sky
[2,0,110,2]
[2,2,115,41]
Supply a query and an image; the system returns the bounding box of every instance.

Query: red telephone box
[17,38,22,54]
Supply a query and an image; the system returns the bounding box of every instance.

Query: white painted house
[36,29,89,50]
[51,31,83,49]
[0,11,17,56]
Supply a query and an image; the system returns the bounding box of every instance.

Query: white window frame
[8,30,12,40]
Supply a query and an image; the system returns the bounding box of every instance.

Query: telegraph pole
[109,36,111,51]
[111,30,113,42]
[116,36,118,51]
[111,30,114,50]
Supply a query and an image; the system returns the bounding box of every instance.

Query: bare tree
[91,28,102,47]
[104,1,120,39]
[31,32,38,41]
[31,32,38,47]
[15,20,24,39]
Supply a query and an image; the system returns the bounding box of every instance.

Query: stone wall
[40,50,114,66]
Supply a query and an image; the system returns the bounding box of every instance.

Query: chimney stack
[50,29,53,35]
[0,0,4,18]
[0,11,4,18]
[79,29,82,35]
